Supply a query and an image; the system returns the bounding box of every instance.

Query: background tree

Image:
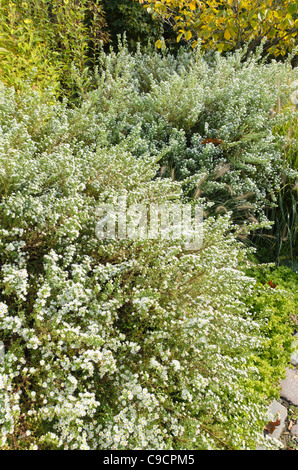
[101,0,164,51]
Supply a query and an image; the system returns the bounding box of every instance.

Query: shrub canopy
[0,51,296,448]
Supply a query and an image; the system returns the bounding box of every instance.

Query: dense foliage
[137,0,298,57]
[0,0,109,95]
[72,42,298,261]
[101,0,164,49]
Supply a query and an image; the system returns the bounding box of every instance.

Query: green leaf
[287,4,297,15]
[185,30,192,40]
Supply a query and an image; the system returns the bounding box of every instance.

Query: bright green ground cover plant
[243,264,298,399]
[0,80,295,450]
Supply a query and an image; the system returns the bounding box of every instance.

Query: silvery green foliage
[77,43,297,224]
[0,80,284,450]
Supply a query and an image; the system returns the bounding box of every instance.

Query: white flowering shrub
[0,70,294,450]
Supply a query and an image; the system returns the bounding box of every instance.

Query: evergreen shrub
[76,42,298,243]
[0,83,295,450]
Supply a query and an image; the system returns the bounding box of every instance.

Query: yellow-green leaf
[140,0,298,59]
[189,0,196,10]
[185,30,192,40]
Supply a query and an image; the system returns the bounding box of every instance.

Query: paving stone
[290,423,298,440]
[256,400,288,449]
[267,399,288,440]
[280,367,298,406]
[0,341,4,365]
[291,333,298,366]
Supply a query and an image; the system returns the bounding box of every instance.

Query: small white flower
[171,359,181,371]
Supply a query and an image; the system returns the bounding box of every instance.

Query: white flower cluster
[0,372,21,448]
[1,265,28,301]
[0,51,296,450]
